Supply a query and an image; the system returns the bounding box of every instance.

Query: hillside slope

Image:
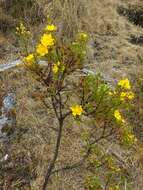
[0,0,143,189]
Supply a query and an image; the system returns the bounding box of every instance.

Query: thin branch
[51,127,115,175]
[42,117,64,190]
[42,92,64,190]
[51,96,60,121]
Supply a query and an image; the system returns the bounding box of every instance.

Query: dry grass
[0,69,90,189]
[0,0,143,189]
[35,0,143,87]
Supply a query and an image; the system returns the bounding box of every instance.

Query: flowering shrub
[16,22,137,190]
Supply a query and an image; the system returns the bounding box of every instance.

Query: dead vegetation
[0,0,45,32]
[0,0,143,189]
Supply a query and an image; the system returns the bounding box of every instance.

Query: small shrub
[16,22,137,190]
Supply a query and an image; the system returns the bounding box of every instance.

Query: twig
[42,92,64,190]
[51,128,115,175]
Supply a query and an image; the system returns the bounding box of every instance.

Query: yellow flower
[127,91,135,100]
[40,33,55,47]
[16,23,25,34]
[120,91,134,101]
[70,105,83,117]
[79,32,88,40]
[127,133,137,144]
[108,91,116,96]
[120,92,126,101]
[36,43,48,56]
[52,64,59,74]
[16,23,31,36]
[57,61,60,66]
[52,61,64,74]
[118,79,131,90]
[23,54,34,64]
[114,110,125,123]
[45,24,57,31]
[108,92,113,96]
